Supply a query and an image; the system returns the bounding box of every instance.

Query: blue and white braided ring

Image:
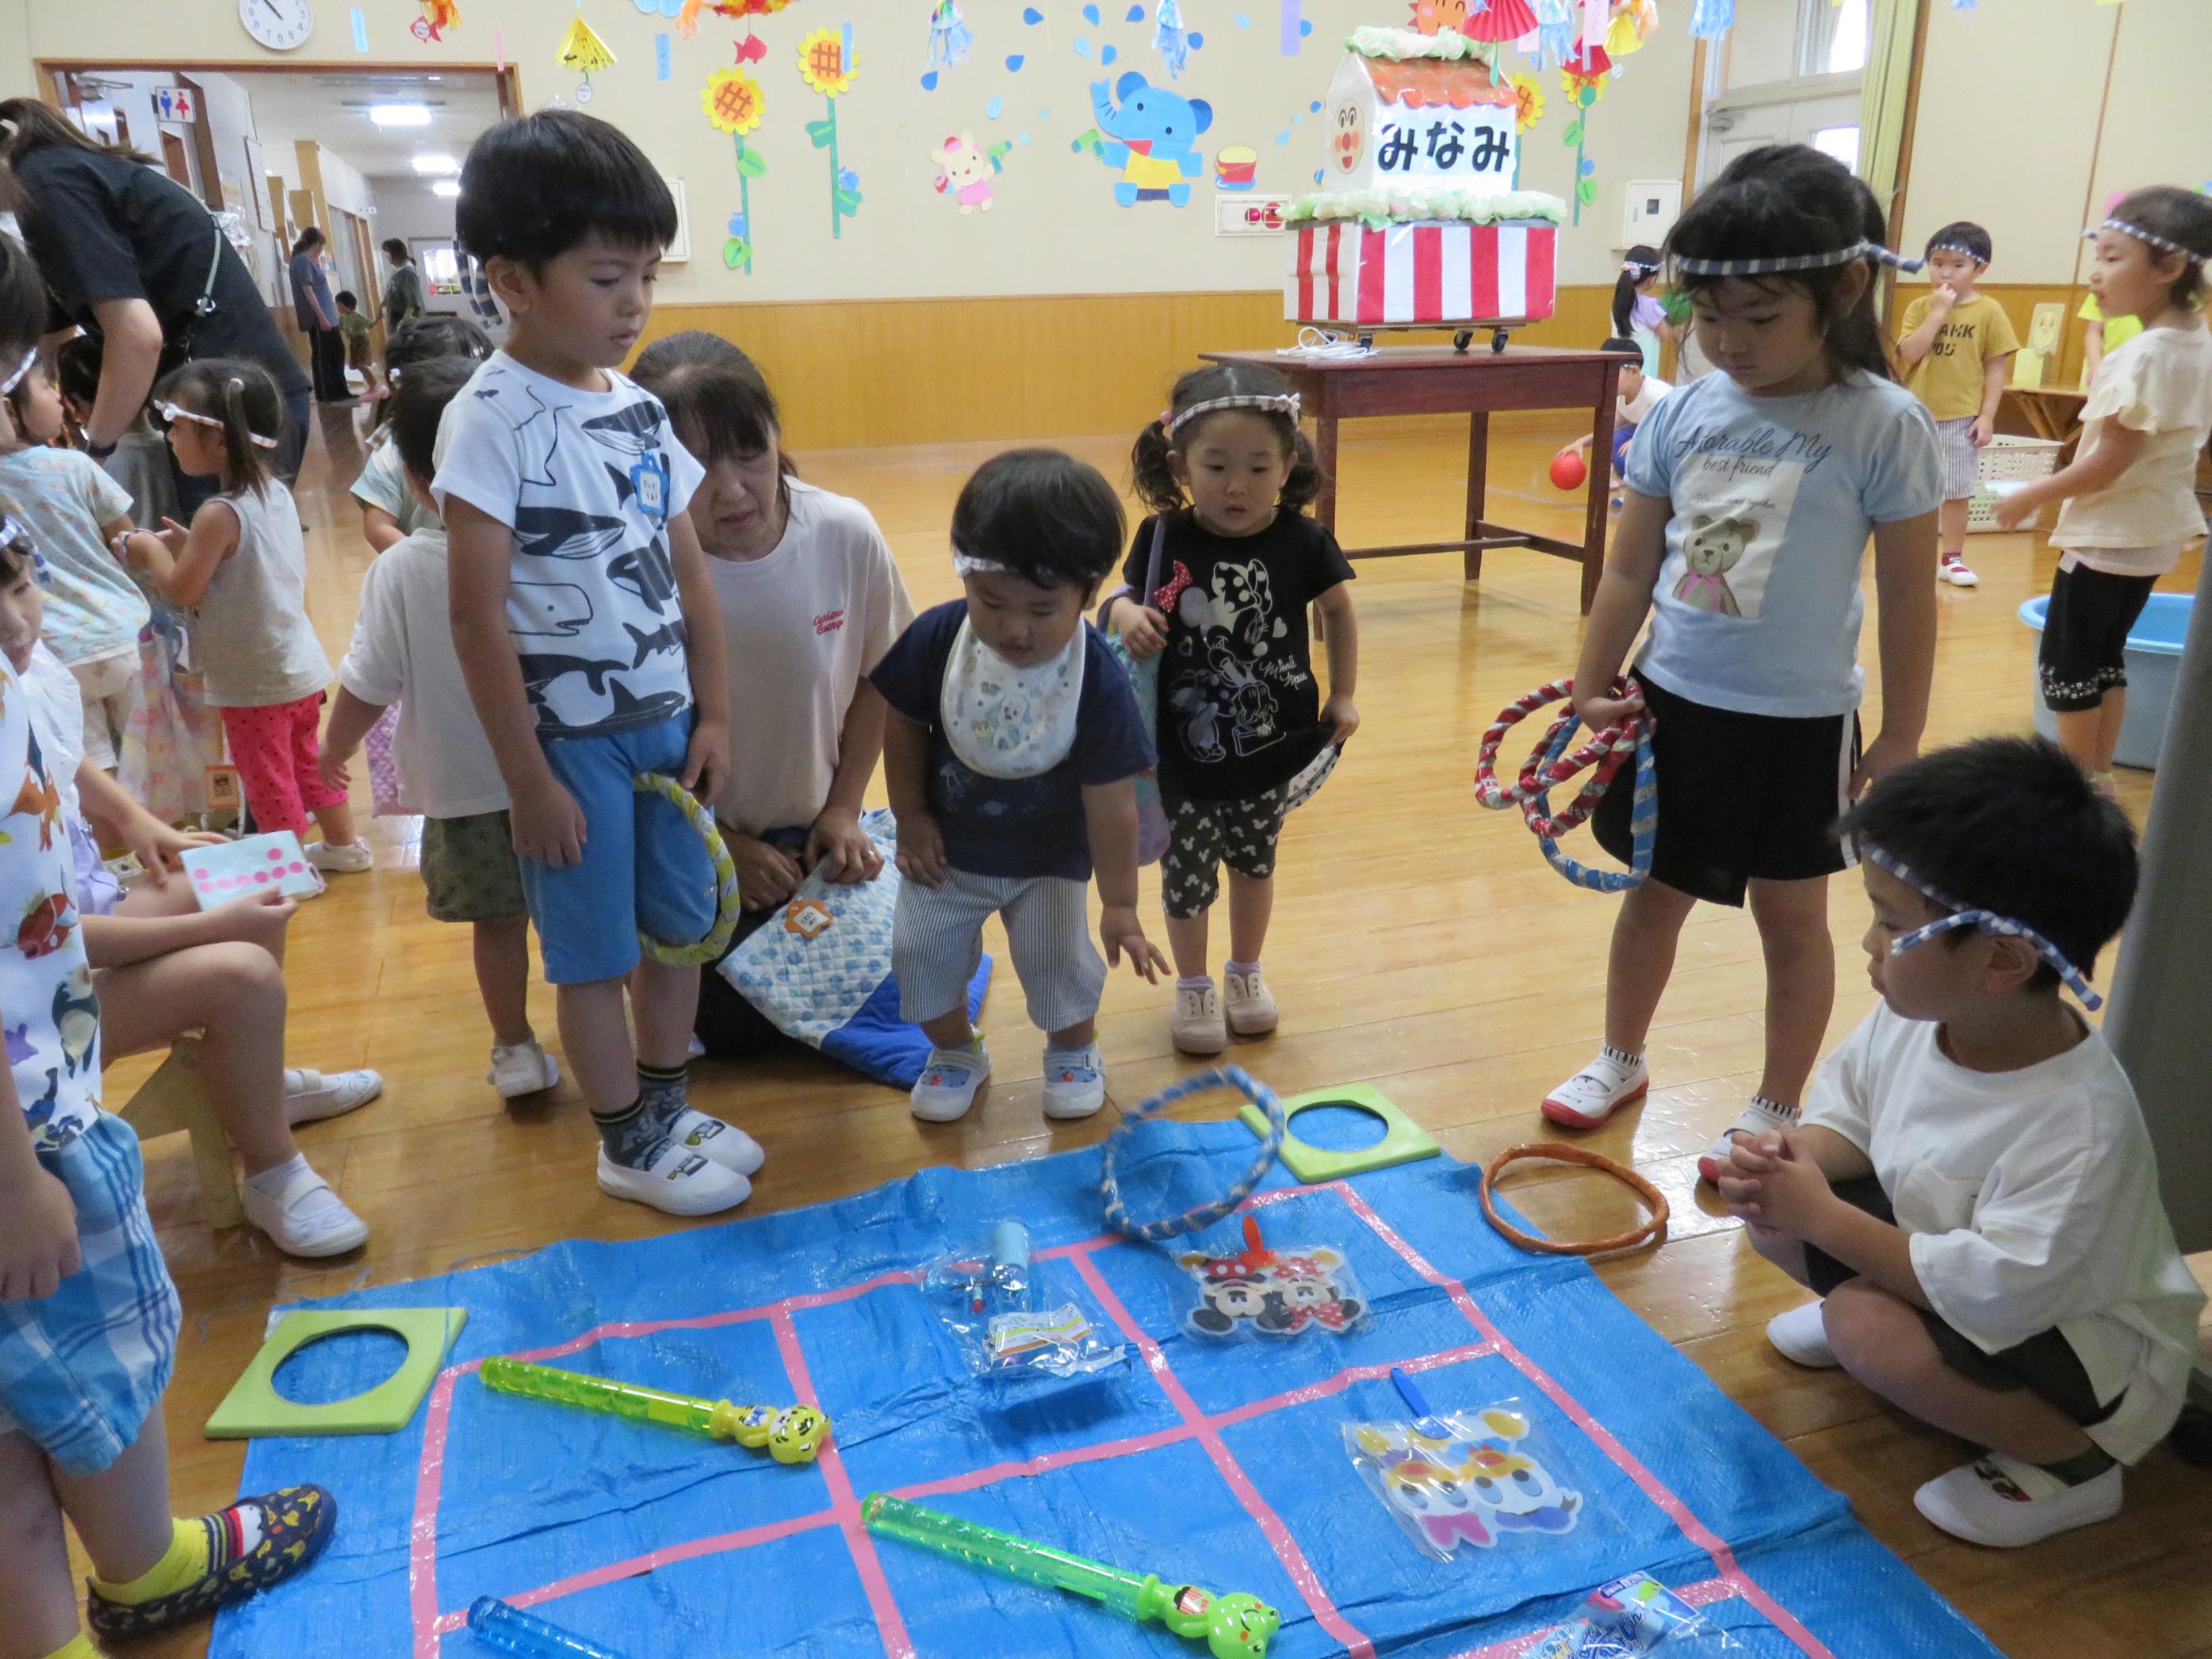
[1101,1066,1287,1243]
[633,772,744,967]
[1526,701,1655,893]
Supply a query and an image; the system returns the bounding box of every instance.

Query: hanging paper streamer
[1280,0,1304,54]
[1688,0,1733,41]
[704,67,767,271]
[558,9,618,102]
[656,32,672,77]
[350,6,368,50]
[799,25,863,239]
[929,0,974,68]
[1154,0,1191,77]
[1580,0,1606,53]
[413,0,461,43]
[1533,0,1578,67]
[1559,36,1606,225]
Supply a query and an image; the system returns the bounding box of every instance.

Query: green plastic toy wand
[862,1493,1280,1658]
[478,1357,830,1465]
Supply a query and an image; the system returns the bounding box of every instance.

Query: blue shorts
[0,1113,180,1474]
[522,712,720,984]
[1611,420,1637,477]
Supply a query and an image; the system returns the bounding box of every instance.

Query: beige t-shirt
[2053,323,2212,558]
[710,479,914,837]
[1899,291,2020,423]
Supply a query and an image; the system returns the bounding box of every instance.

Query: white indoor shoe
[910,1042,991,1123]
[1223,967,1279,1036]
[1765,1301,1840,1368]
[242,1156,369,1257]
[1040,1044,1107,1121]
[488,1040,561,1099]
[1914,1454,2122,1548]
[305,837,373,874]
[284,1067,383,1126]
[595,1141,752,1216]
[1171,982,1227,1056]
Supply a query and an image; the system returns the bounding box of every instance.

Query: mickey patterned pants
[220,693,346,837]
[1161,787,1288,920]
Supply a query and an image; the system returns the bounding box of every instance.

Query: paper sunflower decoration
[1559,37,1609,225]
[1507,72,1546,134]
[798,25,863,237]
[704,68,767,273]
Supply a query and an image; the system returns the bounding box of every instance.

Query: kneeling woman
[633,332,914,1056]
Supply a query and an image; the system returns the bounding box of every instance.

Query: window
[1811,125,1861,174]
[1799,0,1870,77]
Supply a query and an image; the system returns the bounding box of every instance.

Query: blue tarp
[215,1121,2006,1659]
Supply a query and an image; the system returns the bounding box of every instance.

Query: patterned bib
[938,618,1085,779]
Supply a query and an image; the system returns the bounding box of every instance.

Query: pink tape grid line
[405,1182,1833,1659]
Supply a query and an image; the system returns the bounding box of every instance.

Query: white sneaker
[1540,1048,1648,1128]
[1041,1044,1107,1120]
[241,1157,369,1256]
[488,1040,561,1099]
[283,1067,383,1126]
[1766,1301,1840,1368]
[305,837,373,874]
[1914,1454,2122,1548]
[1172,982,1227,1056]
[1697,1096,1801,1183]
[1939,552,1980,588]
[1223,967,1278,1036]
[665,1108,765,1175]
[595,1141,752,1216]
[910,1042,991,1123]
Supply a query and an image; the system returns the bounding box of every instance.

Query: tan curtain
[1859,0,1920,224]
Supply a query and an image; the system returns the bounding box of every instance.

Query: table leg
[1580,366,1620,615]
[1313,400,1339,534]
[1464,411,1490,582]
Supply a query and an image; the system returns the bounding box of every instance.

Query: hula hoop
[632,772,744,967]
[1101,1066,1287,1243]
[1473,677,1655,893]
[1479,1141,1670,1258]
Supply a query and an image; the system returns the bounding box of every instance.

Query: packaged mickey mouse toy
[1178,1216,1368,1340]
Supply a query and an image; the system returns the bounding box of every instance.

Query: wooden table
[1203,345,1636,613]
[2001,385,2087,444]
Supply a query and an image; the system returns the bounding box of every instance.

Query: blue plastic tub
[2019,591,2192,769]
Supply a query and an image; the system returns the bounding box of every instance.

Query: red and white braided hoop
[1473,678,1640,838]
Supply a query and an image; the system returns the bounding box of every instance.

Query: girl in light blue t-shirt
[1540,144,1942,1180]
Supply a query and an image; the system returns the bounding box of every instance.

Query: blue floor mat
[212,1121,2004,1659]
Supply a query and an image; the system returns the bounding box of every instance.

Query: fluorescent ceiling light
[411,152,457,175]
[369,103,431,127]
[431,179,461,197]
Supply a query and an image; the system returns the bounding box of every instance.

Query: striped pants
[893,867,1104,1031]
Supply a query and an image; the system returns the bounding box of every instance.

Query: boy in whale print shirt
[437,111,761,1218]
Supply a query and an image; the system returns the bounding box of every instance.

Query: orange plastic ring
[1479,1141,1670,1257]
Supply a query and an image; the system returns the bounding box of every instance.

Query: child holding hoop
[1109,362,1357,1055]
[1542,144,1941,1185]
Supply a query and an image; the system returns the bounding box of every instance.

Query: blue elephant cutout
[1089,71,1212,205]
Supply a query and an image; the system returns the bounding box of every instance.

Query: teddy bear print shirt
[1624,369,1940,718]
[433,353,705,738]
[1123,510,1354,802]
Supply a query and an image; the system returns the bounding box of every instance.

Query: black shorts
[2038,563,2157,714]
[1590,674,1859,907]
[1808,1178,2119,1428]
[1160,787,1289,920]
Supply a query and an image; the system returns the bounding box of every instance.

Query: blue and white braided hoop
[1101,1066,1286,1243]
[1528,703,1654,892]
[633,772,744,967]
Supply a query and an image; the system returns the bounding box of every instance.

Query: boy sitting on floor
[1720,736,2204,1548]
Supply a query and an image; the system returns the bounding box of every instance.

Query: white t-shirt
[350,428,439,539]
[1624,370,1942,718]
[1619,374,1671,427]
[21,642,121,916]
[2052,323,2212,561]
[431,352,706,738]
[1802,1003,2206,1464]
[335,527,508,820]
[710,480,914,837]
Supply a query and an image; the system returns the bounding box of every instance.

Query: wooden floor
[115,401,2212,1658]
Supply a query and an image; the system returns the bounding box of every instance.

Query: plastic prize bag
[1177,1215,1368,1341]
[1343,1400,1600,1563]
[1527,1572,1746,1657]
[920,1220,1127,1382]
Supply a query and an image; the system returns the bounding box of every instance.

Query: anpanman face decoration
[1333,101,1364,174]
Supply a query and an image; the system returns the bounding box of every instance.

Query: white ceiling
[213,67,502,181]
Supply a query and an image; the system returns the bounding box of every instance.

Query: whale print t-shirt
[433,352,706,738]
[1624,369,1941,719]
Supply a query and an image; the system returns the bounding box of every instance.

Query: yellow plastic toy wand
[479,1357,829,1465]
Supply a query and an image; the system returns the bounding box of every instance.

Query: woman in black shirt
[0,98,314,494]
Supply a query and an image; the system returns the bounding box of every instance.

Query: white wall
[371,175,456,247]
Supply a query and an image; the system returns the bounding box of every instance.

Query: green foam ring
[1238,1082,1440,1185]
[205,1308,468,1439]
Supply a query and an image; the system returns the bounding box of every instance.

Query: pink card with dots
[180,831,323,909]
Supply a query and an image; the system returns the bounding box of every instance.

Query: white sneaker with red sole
[1697,1096,1801,1183]
[1540,1048,1649,1128]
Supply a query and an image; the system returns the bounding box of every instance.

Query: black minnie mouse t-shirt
[1123,508,1353,803]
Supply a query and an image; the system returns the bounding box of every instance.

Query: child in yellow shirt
[1896,222,2019,588]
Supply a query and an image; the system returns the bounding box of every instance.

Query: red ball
[1549,450,1588,491]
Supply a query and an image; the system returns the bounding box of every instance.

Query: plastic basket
[1968,435,2065,532]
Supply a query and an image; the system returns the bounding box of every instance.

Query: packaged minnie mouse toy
[1177,1215,1368,1341]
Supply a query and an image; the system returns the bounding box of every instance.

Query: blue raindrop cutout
[920,70,939,90]
[1005,53,1025,71]
[985,96,1004,119]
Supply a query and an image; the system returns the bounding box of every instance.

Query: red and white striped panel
[1288,221,1558,327]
